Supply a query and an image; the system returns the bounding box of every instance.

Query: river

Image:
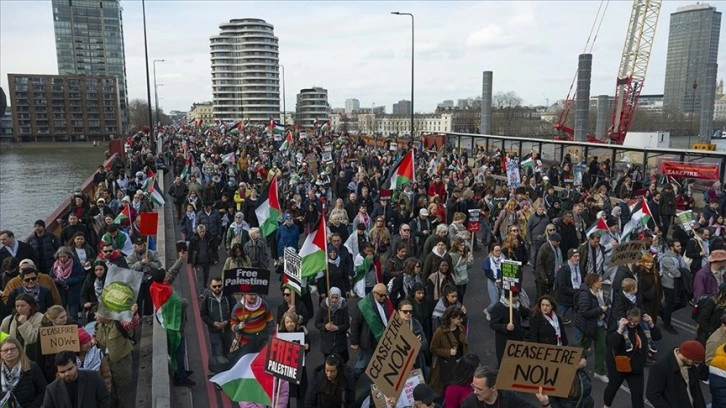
[0,144,105,238]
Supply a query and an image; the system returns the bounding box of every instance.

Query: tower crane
[555,0,662,144]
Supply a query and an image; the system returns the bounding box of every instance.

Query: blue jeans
[354,349,373,377]
[486,280,500,313]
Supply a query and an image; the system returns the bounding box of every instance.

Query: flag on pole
[279,130,293,151]
[621,198,653,239]
[210,341,274,404]
[114,205,131,224]
[585,217,609,238]
[520,156,534,169]
[300,216,327,278]
[266,118,285,135]
[255,177,282,237]
[149,282,183,370]
[320,119,331,132]
[221,152,236,165]
[383,149,415,190]
[142,177,166,207]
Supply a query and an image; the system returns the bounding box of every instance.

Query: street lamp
[280,64,286,125]
[391,11,414,144]
[153,59,165,127]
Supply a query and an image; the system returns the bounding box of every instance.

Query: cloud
[467,25,514,49]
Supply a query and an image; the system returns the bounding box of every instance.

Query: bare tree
[128,98,171,131]
[492,91,523,109]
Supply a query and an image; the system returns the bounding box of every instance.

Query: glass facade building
[663,3,721,116]
[210,19,281,123]
[52,0,129,131]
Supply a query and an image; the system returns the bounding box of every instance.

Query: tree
[492,91,523,109]
[128,98,172,132]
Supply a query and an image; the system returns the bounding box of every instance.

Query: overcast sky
[1,1,725,114]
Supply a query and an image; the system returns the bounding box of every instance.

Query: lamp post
[141,0,153,138]
[391,11,414,144]
[280,64,286,125]
[153,59,165,127]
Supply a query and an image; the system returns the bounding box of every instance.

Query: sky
[1,0,725,114]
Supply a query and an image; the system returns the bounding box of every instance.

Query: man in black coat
[27,220,60,274]
[646,340,707,408]
[0,230,38,269]
[42,350,111,408]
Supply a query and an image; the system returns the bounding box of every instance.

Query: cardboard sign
[370,369,425,408]
[365,313,422,402]
[497,340,583,398]
[39,325,80,355]
[265,336,305,384]
[608,240,647,266]
[138,212,159,235]
[501,260,522,291]
[222,267,271,297]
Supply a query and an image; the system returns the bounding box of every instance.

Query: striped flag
[143,177,166,207]
[300,216,327,278]
[586,217,609,238]
[255,177,281,237]
[621,198,653,240]
[114,205,131,224]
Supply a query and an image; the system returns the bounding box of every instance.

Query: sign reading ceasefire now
[365,313,422,402]
[497,340,582,398]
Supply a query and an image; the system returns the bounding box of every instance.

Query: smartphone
[176,241,188,252]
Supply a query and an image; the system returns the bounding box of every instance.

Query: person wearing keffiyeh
[76,328,112,393]
[0,337,46,408]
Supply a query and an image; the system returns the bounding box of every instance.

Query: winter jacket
[528,312,569,346]
[575,288,606,338]
[646,348,707,408]
[304,364,355,408]
[693,264,726,301]
[555,263,585,307]
[606,323,662,375]
[0,362,46,408]
[197,209,222,237]
[50,259,85,309]
[314,299,350,355]
[535,243,561,286]
[276,223,300,256]
[200,292,233,334]
[27,233,60,274]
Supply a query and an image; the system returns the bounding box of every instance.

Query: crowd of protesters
[2,120,726,407]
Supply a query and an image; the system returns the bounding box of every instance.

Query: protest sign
[608,240,647,266]
[265,336,305,384]
[501,260,522,291]
[677,210,696,232]
[497,340,583,398]
[277,332,306,364]
[365,313,422,402]
[322,151,333,164]
[138,212,159,235]
[97,265,144,322]
[283,247,303,294]
[39,325,79,355]
[222,267,270,297]
[506,159,521,189]
[370,369,425,408]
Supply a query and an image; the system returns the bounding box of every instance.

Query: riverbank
[0,141,109,149]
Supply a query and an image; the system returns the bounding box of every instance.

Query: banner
[97,265,144,322]
[139,212,159,235]
[661,161,720,181]
[265,336,305,384]
[365,313,422,402]
[506,159,521,189]
[222,267,271,297]
[608,240,647,266]
[39,325,79,355]
[497,340,583,398]
[501,260,522,292]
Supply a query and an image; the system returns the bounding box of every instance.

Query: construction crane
[555,0,662,144]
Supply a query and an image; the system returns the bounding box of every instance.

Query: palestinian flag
[621,198,653,239]
[114,205,131,224]
[210,338,273,404]
[279,131,293,151]
[320,119,331,132]
[255,177,281,237]
[383,149,415,190]
[520,156,534,169]
[180,165,189,181]
[266,118,285,135]
[221,152,236,165]
[146,167,155,180]
[282,273,302,295]
[142,176,166,207]
[585,217,609,238]
[300,215,327,278]
[149,282,182,371]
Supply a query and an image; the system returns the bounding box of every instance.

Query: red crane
[555,0,662,144]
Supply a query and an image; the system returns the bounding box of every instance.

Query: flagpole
[322,211,332,323]
[274,377,282,408]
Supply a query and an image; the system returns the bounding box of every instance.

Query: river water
[0,144,104,238]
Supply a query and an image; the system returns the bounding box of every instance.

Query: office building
[392,100,412,115]
[296,87,330,129]
[8,73,122,142]
[663,3,721,115]
[210,18,280,122]
[345,98,360,114]
[52,0,129,132]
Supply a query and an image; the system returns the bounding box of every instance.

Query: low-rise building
[188,102,214,123]
[8,73,122,142]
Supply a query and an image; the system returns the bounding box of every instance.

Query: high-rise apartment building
[51,0,129,132]
[392,100,412,115]
[296,87,330,129]
[663,3,721,116]
[345,98,360,114]
[210,19,280,123]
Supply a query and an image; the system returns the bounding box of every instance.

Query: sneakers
[663,325,679,335]
[624,338,634,353]
[173,378,196,387]
[484,309,491,321]
[648,340,657,354]
[594,373,609,384]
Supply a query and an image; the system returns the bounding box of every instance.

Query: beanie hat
[34,219,45,228]
[679,340,705,362]
[567,248,579,259]
[78,328,92,345]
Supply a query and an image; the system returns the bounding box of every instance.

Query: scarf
[570,262,582,289]
[1,363,20,394]
[549,242,563,273]
[53,258,73,281]
[489,255,503,279]
[94,277,105,301]
[325,287,344,313]
[328,254,341,267]
[229,217,249,237]
[625,292,637,304]
[244,296,263,312]
[77,346,103,371]
[543,312,562,345]
[20,284,40,301]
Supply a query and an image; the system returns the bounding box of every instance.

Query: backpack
[691,295,712,322]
